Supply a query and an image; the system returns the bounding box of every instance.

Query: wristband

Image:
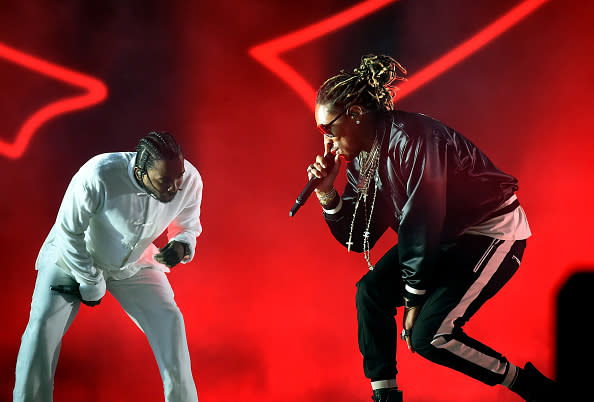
[316,187,337,205]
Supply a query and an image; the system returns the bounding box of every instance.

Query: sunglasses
[317,109,346,137]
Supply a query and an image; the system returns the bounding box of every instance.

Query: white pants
[13,264,198,402]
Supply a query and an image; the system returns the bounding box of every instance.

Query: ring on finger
[400,328,411,340]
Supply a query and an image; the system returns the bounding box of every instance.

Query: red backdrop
[1,1,593,401]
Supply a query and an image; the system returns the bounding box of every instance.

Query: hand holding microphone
[289,141,341,217]
[50,283,101,307]
[154,240,188,267]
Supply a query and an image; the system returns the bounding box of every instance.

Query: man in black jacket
[306,54,557,402]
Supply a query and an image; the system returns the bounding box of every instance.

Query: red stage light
[398,0,549,98]
[249,0,548,108]
[0,42,108,159]
[249,0,396,107]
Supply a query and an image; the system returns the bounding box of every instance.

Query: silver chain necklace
[346,135,382,270]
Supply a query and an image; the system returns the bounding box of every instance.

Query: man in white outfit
[14,131,202,402]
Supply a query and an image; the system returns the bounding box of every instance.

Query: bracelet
[316,187,337,206]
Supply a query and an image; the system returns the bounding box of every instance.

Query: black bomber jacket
[323,110,519,305]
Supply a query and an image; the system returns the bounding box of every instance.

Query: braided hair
[134,131,182,176]
[316,54,407,113]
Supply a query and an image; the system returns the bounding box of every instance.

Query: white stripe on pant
[429,239,517,384]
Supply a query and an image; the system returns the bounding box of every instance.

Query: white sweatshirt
[36,152,203,301]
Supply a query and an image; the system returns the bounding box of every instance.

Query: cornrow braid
[134,131,182,175]
[316,54,407,112]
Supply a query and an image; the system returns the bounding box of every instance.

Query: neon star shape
[0,42,108,159]
[249,0,549,109]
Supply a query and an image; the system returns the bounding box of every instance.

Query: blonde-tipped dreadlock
[316,54,407,112]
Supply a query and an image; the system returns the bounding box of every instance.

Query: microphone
[289,153,336,217]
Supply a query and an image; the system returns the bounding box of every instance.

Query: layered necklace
[346,131,384,270]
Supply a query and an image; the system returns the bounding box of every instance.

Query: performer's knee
[410,319,443,359]
[20,318,57,352]
[356,275,370,300]
[410,331,436,358]
[22,319,42,341]
[160,304,186,330]
[356,271,381,302]
[356,278,376,315]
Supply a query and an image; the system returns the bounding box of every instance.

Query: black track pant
[356,234,526,385]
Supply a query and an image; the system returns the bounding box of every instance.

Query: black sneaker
[516,362,559,401]
[372,388,403,402]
